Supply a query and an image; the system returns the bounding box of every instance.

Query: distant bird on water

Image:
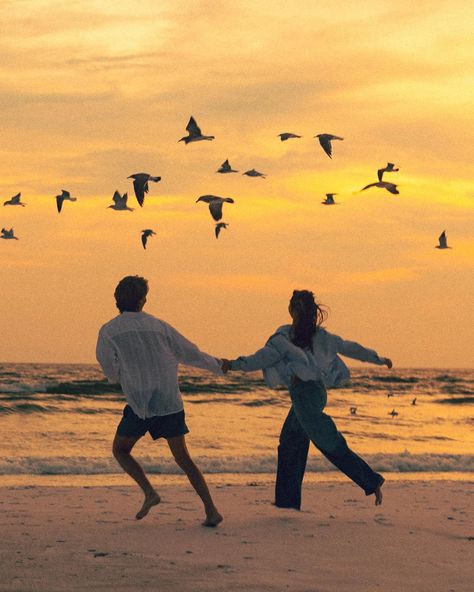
[1,227,18,240]
[412,398,417,406]
[4,192,26,207]
[179,116,214,144]
[128,173,161,207]
[360,181,399,195]
[196,195,234,221]
[389,409,399,418]
[378,162,399,182]
[215,222,228,239]
[141,229,156,250]
[108,191,134,211]
[314,133,343,158]
[56,190,77,213]
[243,169,266,178]
[278,133,302,141]
[435,230,451,250]
[217,160,238,174]
[350,406,357,415]
[321,193,338,205]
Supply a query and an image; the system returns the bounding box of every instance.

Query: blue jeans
[275,380,384,509]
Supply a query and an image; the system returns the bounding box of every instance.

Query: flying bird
[141,229,156,250]
[360,181,399,195]
[4,193,26,207]
[321,193,338,205]
[196,195,234,221]
[217,160,238,174]
[215,222,228,239]
[314,133,343,158]
[278,133,302,141]
[179,116,214,144]
[378,162,399,182]
[389,409,399,418]
[108,191,134,211]
[56,190,77,213]
[1,227,18,240]
[243,169,266,178]
[435,230,451,249]
[128,173,161,207]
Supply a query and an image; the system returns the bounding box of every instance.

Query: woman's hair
[289,290,328,351]
[114,275,149,312]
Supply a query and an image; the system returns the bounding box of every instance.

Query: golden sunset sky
[1,0,473,366]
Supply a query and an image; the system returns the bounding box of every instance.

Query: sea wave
[0,452,472,476]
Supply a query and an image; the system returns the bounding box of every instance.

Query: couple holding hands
[97,276,392,526]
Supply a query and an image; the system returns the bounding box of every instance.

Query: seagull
[314,133,343,158]
[108,191,134,211]
[435,230,451,249]
[360,181,399,195]
[1,227,18,240]
[196,195,234,221]
[141,229,156,250]
[387,393,394,398]
[56,190,77,213]
[278,133,302,141]
[350,407,357,415]
[378,162,399,182]
[321,193,338,205]
[389,409,399,418]
[412,398,417,406]
[128,173,161,207]
[217,159,238,174]
[4,192,26,207]
[215,222,228,239]
[179,116,214,144]
[243,169,266,178]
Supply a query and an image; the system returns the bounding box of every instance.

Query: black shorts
[116,405,189,440]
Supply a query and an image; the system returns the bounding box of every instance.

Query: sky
[1,0,473,367]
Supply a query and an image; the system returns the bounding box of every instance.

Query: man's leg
[275,406,310,509]
[167,435,223,527]
[112,433,161,519]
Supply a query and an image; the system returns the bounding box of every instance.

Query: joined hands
[221,359,232,374]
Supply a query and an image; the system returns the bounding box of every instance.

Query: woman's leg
[291,381,384,498]
[275,406,310,509]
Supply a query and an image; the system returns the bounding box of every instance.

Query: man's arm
[96,330,121,383]
[166,325,223,374]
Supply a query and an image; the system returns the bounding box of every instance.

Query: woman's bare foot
[202,510,223,527]
[136,492,161,520]
[374,481,384,506]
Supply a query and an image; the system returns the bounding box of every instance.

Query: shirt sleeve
[331,333,385,365]
[231,339,283,372]
[96,329,121,383]
[166,325,223,375]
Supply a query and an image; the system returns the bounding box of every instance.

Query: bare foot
[374,481,384,506]
[136,492,161,520]
[202,510,223,527]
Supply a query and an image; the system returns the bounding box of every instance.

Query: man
[96,275,223,526]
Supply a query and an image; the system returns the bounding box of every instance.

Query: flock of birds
[349,395,417,418]
[2,116,452,250]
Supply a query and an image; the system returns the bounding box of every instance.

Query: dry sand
[1,479,472,592]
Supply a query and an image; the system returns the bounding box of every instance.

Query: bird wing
[112,191,122,204]
[61,190,70,198]
[377,168,385,182]
[215,224,221,239]
[186,116,201,136]
[141,233,147,249]
[318,136,332,158]
[12,193,21,203]
[56,195,63,212]
[133,178,146,207]
[209,200,223,221]
[385,183,399,194]
[197,195,216,203]
[360,183,376,191]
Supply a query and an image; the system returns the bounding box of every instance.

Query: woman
[222,290,392,508]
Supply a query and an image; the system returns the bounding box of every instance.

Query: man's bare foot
[136,492,161,520]
[202,510,223,527]
[374,481,384,506]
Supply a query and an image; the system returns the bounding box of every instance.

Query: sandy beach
[2,478,472,592]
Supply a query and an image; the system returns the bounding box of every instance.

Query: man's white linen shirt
[96,311,222,419]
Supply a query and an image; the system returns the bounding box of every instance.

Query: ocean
[0,364,472,485]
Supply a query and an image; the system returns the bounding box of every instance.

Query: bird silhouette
[412,398,417,406]
[4,192,26,207]
[321,193,338,205]
[378,162,399,182]
[1,227,18,240]
[179,116,214,143]
[435,230,451,249]
[389,409,399,418]
[128,173,161,207]
[350,407,357,415]
[56,190,77,213]
[243,169,266,178]
[360,181,399,195]
[278,133,302,141]
[217,159,238,174]
[141,229,156,250]
[108,191,134,211]
[196,195,234,221]
[215,222,228,239]
[314,133,343,158]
